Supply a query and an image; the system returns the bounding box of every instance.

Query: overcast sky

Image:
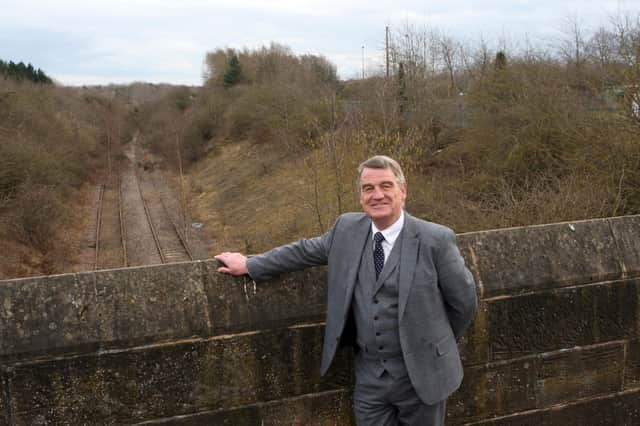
[1,0,638,86]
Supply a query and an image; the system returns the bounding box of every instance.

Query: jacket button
[376,332,380,336]
[379,346,384,350]
[374,316,378,320]
[374,299,379,304]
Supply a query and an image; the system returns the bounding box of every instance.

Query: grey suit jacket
[247,212,477,404]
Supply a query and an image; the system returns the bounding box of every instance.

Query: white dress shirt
[371,210,405,265]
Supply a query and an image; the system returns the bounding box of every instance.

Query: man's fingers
[214,252,248,276]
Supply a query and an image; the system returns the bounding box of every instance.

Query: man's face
[359,167,407,230]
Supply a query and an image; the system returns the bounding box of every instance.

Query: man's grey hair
[357,155,406,190]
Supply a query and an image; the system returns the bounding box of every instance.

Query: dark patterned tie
[373,232,385,279]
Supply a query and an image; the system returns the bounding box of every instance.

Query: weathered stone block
[537,388,640,426]
[0,373,9,426]
[458,301,489,366]
[624,338,640,389]
[0,262,211,362]
[466,388,640,426]
[459,218,623,299]
[7,324,350,425]
[484,279,638,361]
[0,272,102,361]
[608,215,640,279]
[449,356,538,423]
[449,342,625,423]
[201,261,327,335]
[135,389,354,425]
[92,262,210,349]
[536,342,624,407]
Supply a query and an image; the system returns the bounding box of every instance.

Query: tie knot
[374,232,385,244]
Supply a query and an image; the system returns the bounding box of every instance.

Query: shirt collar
[371,210,405,245]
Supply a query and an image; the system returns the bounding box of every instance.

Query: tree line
[106,11,640,253]
[0,59,53,84]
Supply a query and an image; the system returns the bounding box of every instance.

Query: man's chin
[367,212,391,222]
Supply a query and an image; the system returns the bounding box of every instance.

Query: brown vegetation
[4,13,638,278]
[0,79,134,278]
[175,13,640,253]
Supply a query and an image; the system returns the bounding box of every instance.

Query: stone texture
[624,338,640,389]
[0,272,102,361]
[7,324,351,425]
[0,373,9,426]
[608,215,640,278]
[449,342,625,423]
[134,389,353,425]
[467,389,640,425]
[535,342,624,407]
[483,278,638,361]
[0,262,210,362]
[2,214,640,424]
[201,260,327,335]
[459,218,624,299]
[450,356,538,423]
[91,262,210,349]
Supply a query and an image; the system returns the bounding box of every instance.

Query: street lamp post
[361,45,365,79]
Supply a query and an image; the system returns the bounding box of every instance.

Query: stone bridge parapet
[1,215,640,424]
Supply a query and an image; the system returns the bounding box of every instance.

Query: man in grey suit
[216,155,477,425]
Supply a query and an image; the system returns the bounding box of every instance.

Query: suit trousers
[353,353,447,426]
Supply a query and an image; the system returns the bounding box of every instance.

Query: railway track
[95,170,127,270]
[134,167,193,264]
[95,131,193,269]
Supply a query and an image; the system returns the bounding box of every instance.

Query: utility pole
[361,45,365,79]
[386,26,390,80]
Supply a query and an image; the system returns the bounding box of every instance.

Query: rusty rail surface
[95,135,127,270]
[134,167,166,264]
[94,184,105,270]
[151,175,193,261]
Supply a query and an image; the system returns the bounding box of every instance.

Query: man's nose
[371,187,384,198]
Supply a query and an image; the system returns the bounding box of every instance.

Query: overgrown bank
[0,79,134,278]
[143,16,640,254]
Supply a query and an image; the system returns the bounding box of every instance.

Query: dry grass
[189,138,364,254]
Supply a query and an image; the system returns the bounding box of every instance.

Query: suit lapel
[341,217,371,317]
[398,214,419,320]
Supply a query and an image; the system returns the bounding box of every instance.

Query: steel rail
[117,172,128,267]
[94,184,105,270]
[134,168,166,264]
[151,176,193,261]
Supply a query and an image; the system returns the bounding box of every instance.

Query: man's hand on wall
[215,252,249,276]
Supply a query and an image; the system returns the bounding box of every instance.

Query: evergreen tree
[494,51,507,71]
[223,54,242,88]
[0,58,53,84]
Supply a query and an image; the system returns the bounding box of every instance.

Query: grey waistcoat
[352,229,407,379]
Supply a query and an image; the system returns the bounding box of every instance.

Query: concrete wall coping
[1,214,638,361]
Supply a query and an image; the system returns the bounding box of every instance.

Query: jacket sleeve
[435,228,478,340]
[246,218,339,283]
